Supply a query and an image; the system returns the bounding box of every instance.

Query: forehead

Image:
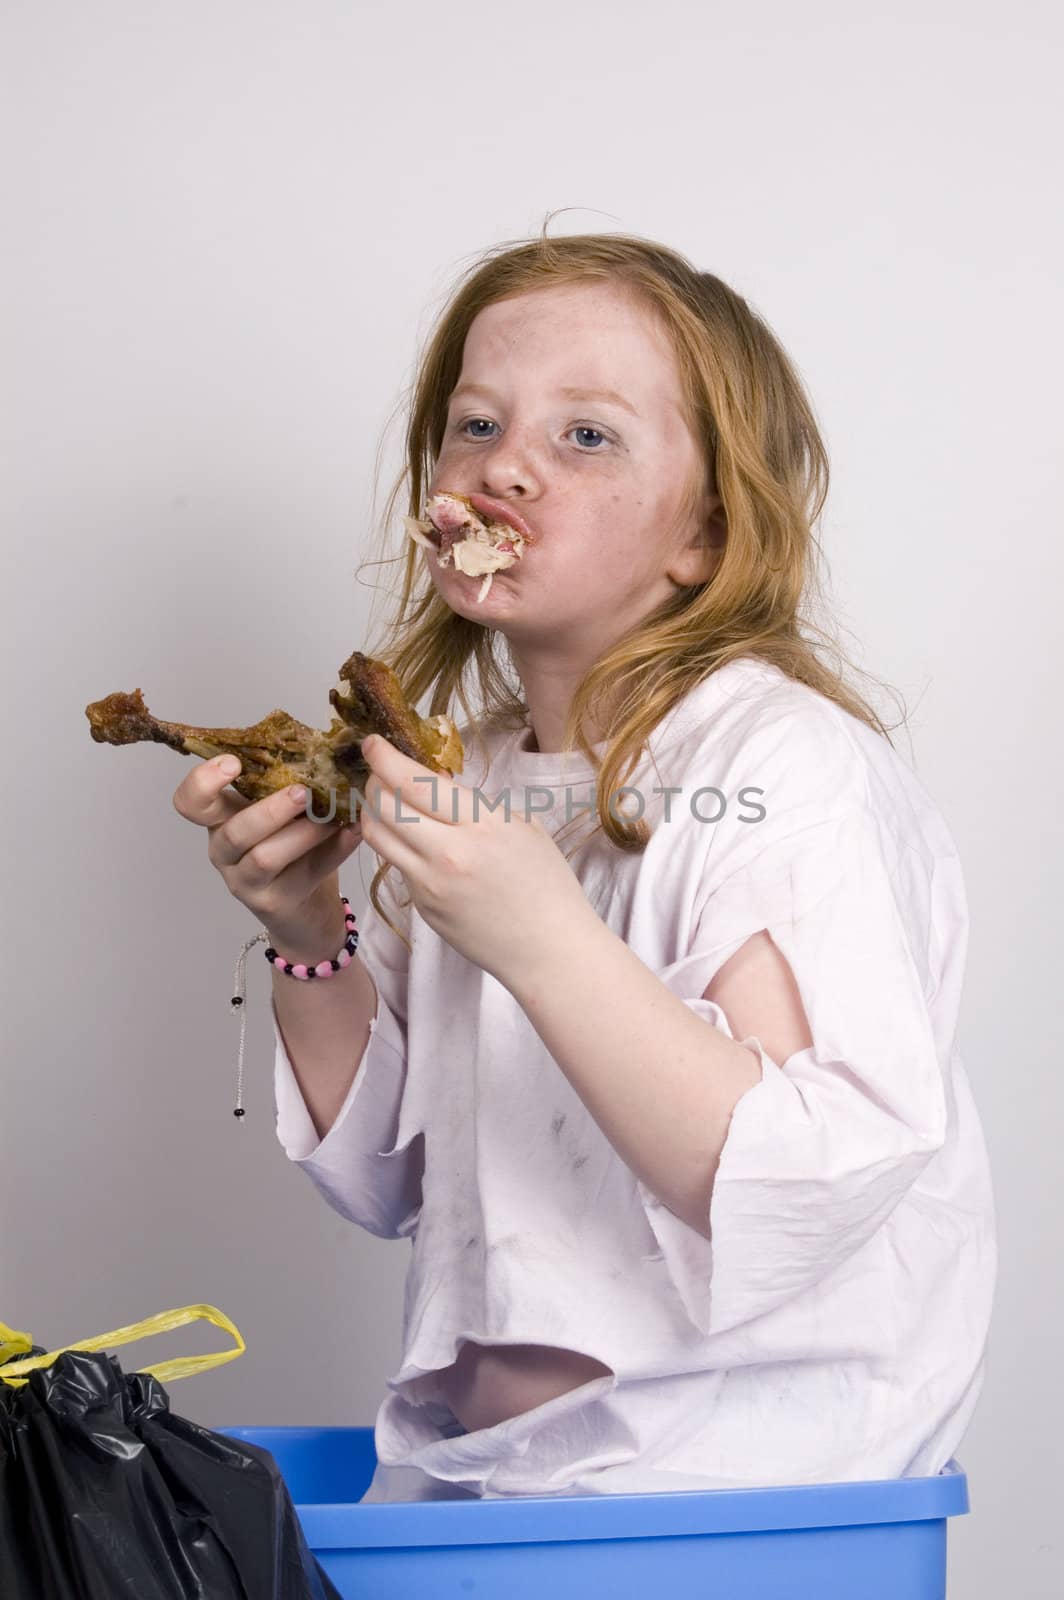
[459,281,683,404]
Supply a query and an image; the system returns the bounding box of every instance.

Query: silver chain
[230,929,270,1123]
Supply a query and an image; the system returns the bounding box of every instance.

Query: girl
[176,228,996,1501]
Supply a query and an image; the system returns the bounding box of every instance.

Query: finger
[362,734,462,829]
[226,805,360,892]
[210,781,342,873]
[172,755,251,828]
[358,797,421,883]
[248,817,363,912]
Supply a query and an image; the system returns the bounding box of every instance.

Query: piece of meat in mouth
[403,492,534,602]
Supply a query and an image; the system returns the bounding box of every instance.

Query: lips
[403,491,533,604]
[466,493,535,544]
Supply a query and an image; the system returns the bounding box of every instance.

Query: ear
[668,494,727,588]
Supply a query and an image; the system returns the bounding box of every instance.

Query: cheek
[546,536,650,597]
[592,505,658,569]
[426,448,454,495]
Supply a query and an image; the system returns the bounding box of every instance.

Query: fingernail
[288,785,307,802]
[218,756,240,776]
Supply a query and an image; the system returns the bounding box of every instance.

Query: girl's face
[426,281,724,654]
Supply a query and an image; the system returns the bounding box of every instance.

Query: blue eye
[456,419,610,451]
[570,426,608,450]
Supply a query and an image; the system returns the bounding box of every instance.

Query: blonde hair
[357,215,908,948]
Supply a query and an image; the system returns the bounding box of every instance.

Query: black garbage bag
[0,1345,342,1599]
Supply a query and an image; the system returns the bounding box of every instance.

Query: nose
[472,425,543,503]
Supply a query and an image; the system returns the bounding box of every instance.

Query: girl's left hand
[357,733,597,988]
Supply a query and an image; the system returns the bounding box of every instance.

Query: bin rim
[221,1426,969,1552]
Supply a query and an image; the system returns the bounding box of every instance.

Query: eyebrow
[448,381,639,419]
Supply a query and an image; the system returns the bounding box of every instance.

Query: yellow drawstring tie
[0,1303,245,1389]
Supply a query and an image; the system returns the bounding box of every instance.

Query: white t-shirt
[273,655,996,1499]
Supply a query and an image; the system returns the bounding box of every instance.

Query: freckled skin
[426,281,727,753]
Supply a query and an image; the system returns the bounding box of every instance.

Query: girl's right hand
[172,756,363,955]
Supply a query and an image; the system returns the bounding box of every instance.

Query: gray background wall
[3,2,1061,1593]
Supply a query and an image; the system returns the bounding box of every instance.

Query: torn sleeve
[638,802,948,1339]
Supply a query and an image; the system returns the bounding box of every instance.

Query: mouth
[402,491,534,604]
[465,493,535,543]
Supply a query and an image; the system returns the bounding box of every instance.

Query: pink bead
[315,961,333,978]
[291,964,309,979]
[337,948,352,967]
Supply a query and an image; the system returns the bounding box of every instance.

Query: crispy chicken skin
[85,650,463,821]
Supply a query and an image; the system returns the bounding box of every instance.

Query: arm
[350,736,811,1238]
[271,884,423,1239]
[270,895,378,1142]
[505,914,808,1237]
[351,727,948,1307]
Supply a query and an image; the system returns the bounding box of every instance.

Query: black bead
[306,968,317,977]
[233,1107,246,1118]
[264,947,277,960]
[230,996,243,1007]
[331,959,340,971]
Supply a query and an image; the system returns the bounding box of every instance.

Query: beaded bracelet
[265,897,359,979]
[229,895,360,1123]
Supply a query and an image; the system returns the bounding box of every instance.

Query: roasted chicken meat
[404,491,534,602]
[85,650,463,821]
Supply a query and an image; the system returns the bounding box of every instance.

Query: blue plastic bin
[222,1425,968,1599]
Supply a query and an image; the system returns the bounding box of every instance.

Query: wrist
[504,904,606,1006]
[266,895,350,968]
